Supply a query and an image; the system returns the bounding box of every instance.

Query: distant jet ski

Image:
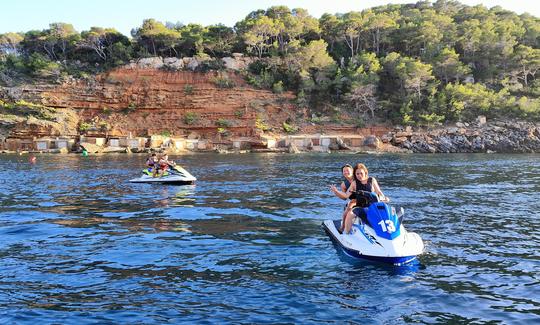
[323,191,424,265]
[129,165,196,185]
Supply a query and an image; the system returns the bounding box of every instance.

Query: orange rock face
[10,68,299,139]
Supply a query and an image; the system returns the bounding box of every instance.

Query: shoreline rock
[386,119,540,153]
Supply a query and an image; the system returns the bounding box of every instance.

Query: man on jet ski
[330,164,356,233]
[155,154,175,177]
[342,163,388,234]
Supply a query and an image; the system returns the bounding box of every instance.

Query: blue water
[0,153,539,323]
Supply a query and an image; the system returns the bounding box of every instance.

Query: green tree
[133,19,181,56]
[47,22,79,60]
[79,27,130,63]
[510,44,540,87]
[365,11,398,55]
[242,15,277,58]
[339,11,368,58]
[179,24,207,56]
[431,48,470,83]
[383,52,435,99]
[319,13,341,55]
[203,24,236,57]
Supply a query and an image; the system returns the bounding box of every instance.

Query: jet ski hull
[323,219,421,266]
[129,166,196,184]
[129,176,195,185]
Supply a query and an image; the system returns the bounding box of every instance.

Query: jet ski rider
[342,163,389,234]
[330,164,356,233]
[146,153,158,174]
[155,154,175,177]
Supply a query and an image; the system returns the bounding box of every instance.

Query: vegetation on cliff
[1,0,539,126]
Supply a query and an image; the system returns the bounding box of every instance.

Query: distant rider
[146,153,159,176]
[156,154,175,177]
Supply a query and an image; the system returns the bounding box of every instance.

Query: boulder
[380,134,393,143]
[395,131,412,137]
[185,57,200,70]
[79,142,102,153]
[471,136,485,152]
[137,57,164,69]
[187,132,200,139]
[363,135,381,149]
[222,57,246,70]
[392,136,408,145]
[437,137,456,153]
[163,57,184,70]
[336,137,350,150]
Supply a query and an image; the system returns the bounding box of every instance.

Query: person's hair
[151,153,156,156]
[341,164,353,172]
[353,163,368,181]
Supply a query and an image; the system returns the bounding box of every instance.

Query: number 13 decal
[378,220,396,233]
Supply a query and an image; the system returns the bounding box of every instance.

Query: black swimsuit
[354,177,373,208]
[356,177,373,192]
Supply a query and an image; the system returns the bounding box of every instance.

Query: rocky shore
[384,118,540,153]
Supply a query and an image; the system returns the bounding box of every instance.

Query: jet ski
[129,164,196,185]
[323,191,424,265]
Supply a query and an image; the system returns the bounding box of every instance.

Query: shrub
[217,127,230,136]
[79,122,92,132]
[216,118,231,127]
[26,53,61,77]
[197,58,225,72]
[272,81,284,93]
[310,115,322,124]
[282,122,298,134]
[212,73,236,88]
[123,102,137,114]
[98,121,109,131]
[184,84,194,95]
[161,130,171,137]
[255,117,271,132]
[418,113,445,126]
[234,109,244,118]
[184,112,198,125]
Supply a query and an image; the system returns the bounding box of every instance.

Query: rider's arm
[372,178,389,202]
[331,181,349,200]
[334,182,349,200]
[345,181,356,198]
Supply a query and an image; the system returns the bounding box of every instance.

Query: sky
[0,0,539,37]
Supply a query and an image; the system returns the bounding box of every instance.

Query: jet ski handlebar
[352,190,380,207]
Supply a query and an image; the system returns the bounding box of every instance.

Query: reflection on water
[0,153,539,323]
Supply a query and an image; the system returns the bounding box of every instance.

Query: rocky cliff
[0,64,299,140]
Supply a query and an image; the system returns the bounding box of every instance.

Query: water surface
[0,153,539,323]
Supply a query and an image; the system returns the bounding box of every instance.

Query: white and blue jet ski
[323,191,424,265]
[129,165,196,185]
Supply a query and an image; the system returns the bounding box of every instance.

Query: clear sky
[1,0,538,37]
